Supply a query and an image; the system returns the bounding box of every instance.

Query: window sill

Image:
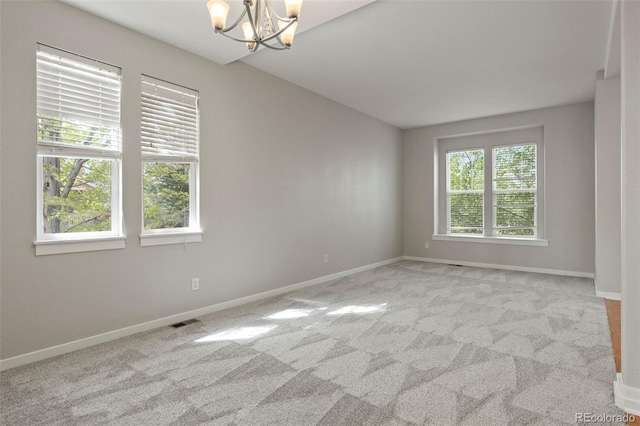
[139,231,202,247]
[34,236,126,256]
[432,234,548,246]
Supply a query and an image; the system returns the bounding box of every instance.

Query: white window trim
[436,126,545,245]
[139,231,203,247]
[34,236,126,256]
[35,45,124,255]
[139,76,201,246]
[432,234,548,246]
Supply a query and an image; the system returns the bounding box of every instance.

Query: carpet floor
[0,261,624,425]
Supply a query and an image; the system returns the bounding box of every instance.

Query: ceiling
[61,0,614,129]
[61,0,376,65]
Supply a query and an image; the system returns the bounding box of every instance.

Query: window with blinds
[446,149,485,234]
[437,127,544,243]
[141,76,200,235]
[493,144,537,237]
[35,44,123,243]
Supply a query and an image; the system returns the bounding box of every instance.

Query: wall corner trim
[615,373,640,416]
[0,256,403,371]
[402,256,595,279]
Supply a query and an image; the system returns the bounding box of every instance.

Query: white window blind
[36,44,121,151]
[141,76,199,161]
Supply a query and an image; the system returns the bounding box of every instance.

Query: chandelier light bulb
[207,0,230,31]
[242,21,257,50]
[278,20,298,46]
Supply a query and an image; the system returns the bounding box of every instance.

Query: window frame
[139,75,201,247]
[34,44,124,255]
[435,127,547,246]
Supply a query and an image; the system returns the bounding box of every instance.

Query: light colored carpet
[0,261,624,425]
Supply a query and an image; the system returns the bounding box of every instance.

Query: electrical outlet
[424,242,429,249]
[191,277,200,291]
[323,254,328,264]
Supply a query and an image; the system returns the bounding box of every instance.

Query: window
[436,127,545,245]
[493,144,537,236]
[140,76,201,246]
[446,149,484,234]
[35,44,124,255]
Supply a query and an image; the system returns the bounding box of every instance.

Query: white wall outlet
[323,254,328,264]
[424,242,429,249]
[191,277,200,291]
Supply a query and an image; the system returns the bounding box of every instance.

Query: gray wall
[0,1,403,360]
[621,0,640,390]
[594,77,621,294]
[403,102,596,273]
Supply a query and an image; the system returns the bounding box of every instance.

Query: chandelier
[207,0,303,52]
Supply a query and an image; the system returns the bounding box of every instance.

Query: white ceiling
[61,0,614,129]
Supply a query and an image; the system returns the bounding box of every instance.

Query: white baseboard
[615,373,640,416]
[0,256,403,371]
[402,256,595,279]
[595,289,622,301]
[594,278,622,300]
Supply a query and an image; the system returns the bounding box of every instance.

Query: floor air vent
[170,319,200,328]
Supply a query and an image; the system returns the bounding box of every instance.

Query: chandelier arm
[269,8,294,22]
[219,8,248,34]
[259,18,296,44]
[260,41,289,50]
[217,31,257,44]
